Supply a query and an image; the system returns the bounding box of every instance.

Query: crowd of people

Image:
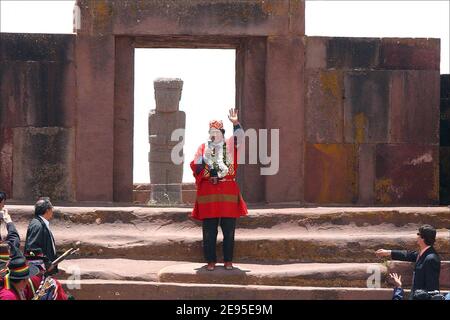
[0,192,70,300]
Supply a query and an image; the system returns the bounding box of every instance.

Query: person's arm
[392,287,404,300]
[25,221,43,252]
[423,255,440,291]
[391,250,418,262]
[2,210,21,250]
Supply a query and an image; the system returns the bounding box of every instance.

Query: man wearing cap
[376,224,441,298]
[190,108,248,271]
[0,255,39,300]
[25,198,58,266]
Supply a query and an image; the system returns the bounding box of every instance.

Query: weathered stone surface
[113,37,134,203]
[149,161,183,184]
[0,128,13,197]
[327,38,380,69]
[12,127,74,201]
[380,38,440,70]
[305,36,327,70]
[265,36,305,203]
[375,145,439,205]
[344,71,390,143]
[306,69,344,143]
[0,33,75,62]
[76,0,305,37]
[0,61,75,128]
[60,279,394,300]
[154,78,183,113]
[237,37,266,203]
[389,71,440,144]
[158,262,387,287]
[358,144,375,204]
[305,144,358,204]
[75,35,115,201]
[148,110,186,146]
[440,98,450,147]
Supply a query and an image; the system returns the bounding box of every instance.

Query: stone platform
[5,205,450,300]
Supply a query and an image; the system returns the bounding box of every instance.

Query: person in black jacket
[25,198,57,265]
[376,224,441,299]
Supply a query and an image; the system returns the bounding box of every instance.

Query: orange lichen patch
[261,0,288,16]
[309,144,358,203]
[91,0,113,29]
[353,113,367,144]
[375,178,393,204]
[320,71,341,100]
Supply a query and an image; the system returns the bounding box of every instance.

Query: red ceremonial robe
[190,135,248,220]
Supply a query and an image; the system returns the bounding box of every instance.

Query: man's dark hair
[34,198,53,216]
[0,191,6,202]
[418,224,436,246]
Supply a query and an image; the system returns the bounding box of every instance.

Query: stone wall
[305,37,440,205]
[0,33,76,201]
[0,1,442,205]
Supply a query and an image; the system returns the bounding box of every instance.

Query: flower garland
[204,141,231,178]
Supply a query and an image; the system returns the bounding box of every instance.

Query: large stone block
[327,38,380,69]
[0,128,13,197]
[305,37,327,70]
[12,127,74,201]
[237,37,266,203]
[75,35,115,201]
[148,110,186,146]
[113,37,134,203]
[344,71,390,143]
[77,0,305,36]
[0,33,75,62]
[154,78,183,113]
[0,61,76,128]
[265,36,305,203]
[380,38,440,70]
[358,144,375,205]
[305,144,358,204]
[306,69,344,143]
[375,144,438,205]
[389,71,440,144]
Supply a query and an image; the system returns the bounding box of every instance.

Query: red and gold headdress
[209,120,223,130]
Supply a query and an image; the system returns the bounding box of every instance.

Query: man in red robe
[190,108,248,271]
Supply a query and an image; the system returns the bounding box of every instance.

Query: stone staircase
[6,205,450,300]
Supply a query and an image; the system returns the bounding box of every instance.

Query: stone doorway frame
[113,36,263,203]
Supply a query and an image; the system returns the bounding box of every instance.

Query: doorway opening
[133,48,236,205]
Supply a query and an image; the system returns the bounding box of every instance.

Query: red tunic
[190,136,248,220]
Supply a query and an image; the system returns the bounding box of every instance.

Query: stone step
[59,279,397,300]
[46,229,450,263]
[7,205,450,229]
[57,259,450,289]
[14,225,450,263]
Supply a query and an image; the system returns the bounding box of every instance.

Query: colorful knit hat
[6,255,39,280]
[209,120,224,130]
[0,243,9,262]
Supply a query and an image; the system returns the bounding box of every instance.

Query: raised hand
[375,249,391,258]
[390,273,402,287]
[228,108,239,125]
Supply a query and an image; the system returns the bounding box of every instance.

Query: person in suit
[24,198,57,266]
[376,224,441,299]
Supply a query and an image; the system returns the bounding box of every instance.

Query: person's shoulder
[424,250,441,262]
[0,288,17,300]
[28,217,43,228]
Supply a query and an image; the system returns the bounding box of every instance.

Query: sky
[1,0,449,183]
